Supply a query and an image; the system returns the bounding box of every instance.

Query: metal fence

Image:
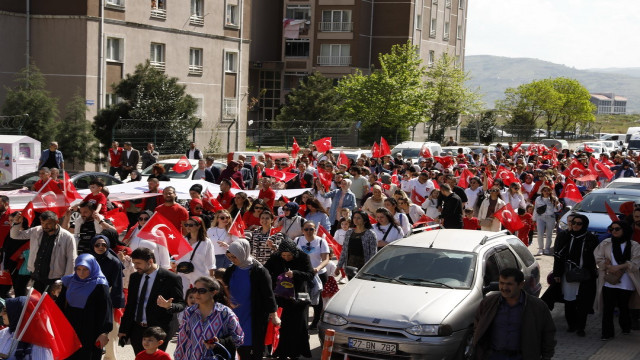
[0,115,30,135]
[460,123,603,144]
[110,118,200,155]
[246,119,359,150]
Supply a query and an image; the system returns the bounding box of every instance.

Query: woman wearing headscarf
[275,201,305,241]
[264,240,314,359]
[59,253,113,360]
[224,239,281,360]
[549,214,597,337]
[90,234,125,360]
[594,221,640,340]
[0,297,54,359]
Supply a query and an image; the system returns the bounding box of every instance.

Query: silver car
[319,229,541,360]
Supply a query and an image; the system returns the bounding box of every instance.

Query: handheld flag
[172,156,192,174]
[379,137,391,157]
[137,212,193,258]
[264,168,297,183]
[203,189,225,212]
[337,151,349,167]
[493,204,524,233]
[313,137,332,153]
[229,212,246,238]
[291,137,301,158]
[318,225,342,260]
[558,178,583,203]
[371,142,381,159]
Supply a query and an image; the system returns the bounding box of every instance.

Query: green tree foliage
[551,78,596,136]
[337,41,427,143]
[463,110,497,144]
[56,94,99,169]
[93,61,198,153]
[275,72,344,127]
[424,54,482,143]
[1,64,59,145]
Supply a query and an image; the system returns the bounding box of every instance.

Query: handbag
[604,270,624,285]
[203,342,232,360]
[274,272,295,299]
[536,204,547,215]
[176,240,202,274]
[565,262,590,283]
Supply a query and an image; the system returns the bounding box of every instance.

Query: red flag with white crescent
[559,178,583,203]
[264,168,297,183]
[411,188,426,206]
[316,168,333,192]
[32,180,68,217]
[22,201,36,226]
[291,137,301,158]
[337,151,349,167]
[391,169,400,186]
[172,156,192,174]
[313,137,332,153]
[379,137,391,157]
[137,212,192,258]
[230,178,242,189]
[229,212,246,238]
[104,208,130,233]
[420,144,432,158]
[584,144,594,153]
[457,168,474,188]
[509,141,523,156]
[371,142,381,159]
[493,203,524,233]
[588,158,614,181]
[203,189,225,212]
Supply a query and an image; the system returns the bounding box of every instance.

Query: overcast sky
[465,0,640,69]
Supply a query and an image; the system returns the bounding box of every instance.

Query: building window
[432,0,438,4]
[415,14,422,30]
[459,0,464,8]
[443,21,449,40]
[318,44,351,66]
[286,5,311,20]
[194,97,204,118]
[223,98,237,119]
[430,18,437,38]
[284,39,310,57]
[428,50,435,67]
[225,51,238,73]
[445,0,451,8]
[106,37,123,62]
[226,4,239,27]
[150,43,165,71]
[105,94,122,107]
[320,10,352,32]
[150,0,166,19]
[105,0,125,8]
[259,71,281,121]
[190,0,204,25]
[457,24,463,39]
[189,48,203,75]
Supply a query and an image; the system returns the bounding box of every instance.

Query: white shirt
[501,190,526,210]
[176,237,216,293]
[137,268,159,323]
[295,235,330,274]
[127,226,171,269]
[464,187,483,210]
[188,149,196,159]
[606,243,634,291]
[334,229,348,245]
[0,327,53,360]
[372,223,404,244]
[406,178,435,199]
[394,212,411,236]
[207,227,239,255]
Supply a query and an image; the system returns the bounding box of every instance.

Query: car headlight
[558,220,568,230]
[405,324,452,336]
[322,312,348,326]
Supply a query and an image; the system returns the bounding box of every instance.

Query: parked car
[441,146,472,156]
[468,145,496,155]
[391,141,443,162]
[595,140,616,154]
[576,143,604,155]
[540,139,569,150]
[605,178,640,189]
[0,171,122,191]
[319,229,541,360]
[139,159,226,182]
[559,188,640,241]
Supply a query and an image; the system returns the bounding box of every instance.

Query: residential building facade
[590,93,627,115]
[0,0,250,154]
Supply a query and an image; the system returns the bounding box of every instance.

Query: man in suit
[206,157,222,182]
[287,161,314,189]
[120,142,140,180]
[237,155,254,189]
[119,247,185,355]
[186,142,203,159]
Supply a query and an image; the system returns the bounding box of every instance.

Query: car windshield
[358,245,476,289]
[628,140,640,150]
[140,163,191,179]
[573,192,638,213]
[606,181,640,189]
[10,172,39,185]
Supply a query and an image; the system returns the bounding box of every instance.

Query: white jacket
[11,225,77,279]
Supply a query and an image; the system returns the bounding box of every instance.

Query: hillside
[464,55,640,113]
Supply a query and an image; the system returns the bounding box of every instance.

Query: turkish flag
[485,168,494,189]
[337,151,349,167]
[371,142,381,158]
[563,159,588,179]
[509,141,523,156]
[63,171,83,204]
[230,178,242,189]
[604,201,619,222]
[18,289,82,360]
[457,168,474,188]
[270,225,283,236]
[434,156,454,169]
[32,180,68,217]
[412,215,436,228]
[264,168,297,183]
[251,156,258,167]
[22,201,36,226]
[229,212,246,238]
[584,144,594,153]
[496,168,520,186]
[292,137,301,158]
[368,214,377,224]
[391,169,400,186]
[313,137,332,153]
[559,178,583,203]
[420,144,432,158]
[105,208,129,233]
[493,203,524,233]
[318,225,342,259]
[411,188,426,206]
[137,212,192,258]
[172,156,192,173]
[203,189,224,212]
[316,168,333,192]
[379,137,391,157]
[589,158,614,180]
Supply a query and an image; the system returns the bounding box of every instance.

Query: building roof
[590,93,628,102]
[0,135,38,144]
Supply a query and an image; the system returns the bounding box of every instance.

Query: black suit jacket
[122,149,140,168]
[120,267,185,334]
[287,171,313,189]
[192,168,216,183]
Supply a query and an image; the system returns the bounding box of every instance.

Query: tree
[424,54,482,142]
[1,64,59,145]
[93,61,198,153]
[337,41,428,143]
[56,94,99,169]
[275,72,344,127]
[551,77,596,137]
[463,110,497,144]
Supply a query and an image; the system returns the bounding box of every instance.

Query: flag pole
[15,292,48,342]
[0,288,33,358]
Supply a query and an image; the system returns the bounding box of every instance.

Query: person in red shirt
[517,205,535,246]
[83,178,108,215]
[135,327,172,360]
[258,177,276,210]
[49,168,64,190]
[108,141,124,177]
[155,186,189,231]
[217,179,235,210]
[462,208,480,230]
[32,167,51,191]
[243,198,268,230]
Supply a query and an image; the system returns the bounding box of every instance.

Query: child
[462,208,480,230]
[518,206,535,246]
[333,217,351,246]
[83,178,107,215]
[178,288,198,324]
[321,248,340,309]
[339,208,352,222]
[275,196,287,218]
[422,189,441,219]
[214,268,226,283]
[136,326,171,360]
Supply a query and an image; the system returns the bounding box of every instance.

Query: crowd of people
[0,138,639,359]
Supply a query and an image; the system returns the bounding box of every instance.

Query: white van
[626,127,640,143]
[391,141,442,161]
[628,133,640,151]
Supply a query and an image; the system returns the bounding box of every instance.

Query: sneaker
[536,249,544,256]
[543,249,551,255]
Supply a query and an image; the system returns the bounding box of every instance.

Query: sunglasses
[138,217,149,221]
[571,221,583,225]
[609,227,622,231]
[303,228,315,232]
[194,287,214,294]
[94,243,108,248]
[218,216,229,220]
[489,189,500,193]
[184,223,198,227]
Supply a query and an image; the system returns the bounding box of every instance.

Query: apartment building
[0,0,250,153]
[248,0,468,128]
[590,93,627,115]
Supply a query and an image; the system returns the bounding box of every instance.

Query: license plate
[348,337,397,354]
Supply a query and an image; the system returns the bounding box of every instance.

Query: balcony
[223,98,237,118]
[189,14,204,26]
[317,56,351,66]
[189,65,203,75]
[318,22,353,32]
[150,8,166,19]
[150,61,165,72]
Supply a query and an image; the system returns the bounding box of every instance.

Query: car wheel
[455,327,474,360]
